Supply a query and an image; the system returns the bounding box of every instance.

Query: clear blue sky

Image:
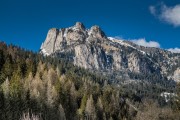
[0,0,180,52]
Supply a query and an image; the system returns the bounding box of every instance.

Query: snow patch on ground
[108,37,159,65]
[41,49,50,56]
[63,28,69,38]
[160,92,177,102]
[108,37,146,54]
[88,29,93,36]
[72,27,79,31]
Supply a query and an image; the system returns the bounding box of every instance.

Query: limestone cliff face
[40,22,180,81]
[172,68,180,82]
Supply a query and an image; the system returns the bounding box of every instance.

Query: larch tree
[97,96,104,120]
[59,104,66,120]
[3,54,13,78]
[46,68,58,106]
[78,94,87,118]
[85,95,97,120]
[1,77,10,99]
[30,72,44,100]
[10,68,23,98]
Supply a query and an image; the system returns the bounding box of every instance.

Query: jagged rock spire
[89,25,106,38]
[74,22,85,30]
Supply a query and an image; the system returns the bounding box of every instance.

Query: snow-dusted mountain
[40,22,180,82]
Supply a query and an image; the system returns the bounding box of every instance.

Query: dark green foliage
[0,50,5,71]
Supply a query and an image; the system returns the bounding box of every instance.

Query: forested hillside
[0,41,180,120]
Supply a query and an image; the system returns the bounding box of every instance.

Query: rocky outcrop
[172,68,180,82]
[40,22,180,82]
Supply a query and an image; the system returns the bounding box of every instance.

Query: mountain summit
[40,22,180,82]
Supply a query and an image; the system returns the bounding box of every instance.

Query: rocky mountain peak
[40,22,180,82]
[74,22,85,30]
[89,25,106,38]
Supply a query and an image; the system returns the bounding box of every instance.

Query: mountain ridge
[40,22,180,83]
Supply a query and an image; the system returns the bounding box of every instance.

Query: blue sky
[0,0,180,52]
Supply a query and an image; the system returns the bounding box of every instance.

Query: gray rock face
[40,22,180,82]
[171,68,180,82]
[41,28,59,55]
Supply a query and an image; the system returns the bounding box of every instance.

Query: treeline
[0,41,180,120]
[0,42,131,119]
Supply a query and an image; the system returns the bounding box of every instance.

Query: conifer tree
[85,95,97,120]
[0,50,5,72]
[1,77,10,99]
[78,94,87,118]
[97,96,104,119]
[3,54,13,78]
[10,68,23,98]
[59,104,66,120]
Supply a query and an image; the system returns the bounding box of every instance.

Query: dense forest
[0,41,180,120]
